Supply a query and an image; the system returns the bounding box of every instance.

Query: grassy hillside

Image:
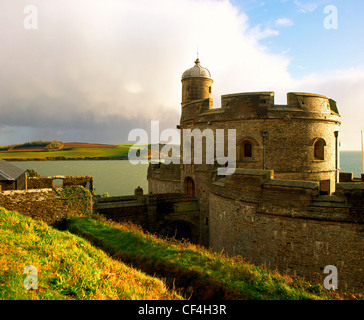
[1,207,355,300]
[0,145,132,160]
[0,141,174,160]
[62,215,345,300]
[0,208,183,300]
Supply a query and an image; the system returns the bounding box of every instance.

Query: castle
[148,58,364,294]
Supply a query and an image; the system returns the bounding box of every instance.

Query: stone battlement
[211,168,364,223]
[181,92,340,123]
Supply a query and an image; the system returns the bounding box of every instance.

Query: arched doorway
[184,177,195,196]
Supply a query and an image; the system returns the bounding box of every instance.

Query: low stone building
[0,159,27,191]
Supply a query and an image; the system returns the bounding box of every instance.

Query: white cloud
[0,0,362,150]
[294,0,318,13]
[249,24,280,40]
[275,18,294,27]
[0,0,290,131]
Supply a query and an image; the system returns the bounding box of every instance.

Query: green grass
[0,146,132,160]
[63,215,344,300]
[1,207,352,300]
[0,208,183,300]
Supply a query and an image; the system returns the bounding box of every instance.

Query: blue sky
[0,0,363,150]
[232,0,364,77]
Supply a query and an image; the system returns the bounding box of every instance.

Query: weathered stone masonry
[94,190,200,243]
[148,58,364,294]
[0,187,93,225]
[27,175,93,191]
[208,169,364,294]
[0,174,94,224]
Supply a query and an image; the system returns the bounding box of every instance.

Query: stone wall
[0,186,93,225]
[147,163,181,194]
[182,77,213,107]
[27,177,53,189]
[27,175,93,191]
[180,91,341,193]
[95,195,148,226]
[148,178,181,194]
[94,192,200,242]
[208,169,364,295]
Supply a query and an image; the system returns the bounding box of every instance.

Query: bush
[26,169,40,177]
[45,141,64,151]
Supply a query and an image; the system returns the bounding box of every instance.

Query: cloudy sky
[0,0,363,150]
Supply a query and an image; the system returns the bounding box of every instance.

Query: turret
[181,58,213,108]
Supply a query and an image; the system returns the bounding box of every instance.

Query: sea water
[12,151,363,196]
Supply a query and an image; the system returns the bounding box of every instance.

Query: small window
[239,140,253,160]
[314,139,325,160]
[209,86,212,94]
[244,142,252,158]
[239,139,257,161]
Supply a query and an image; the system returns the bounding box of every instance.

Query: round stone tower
[181,58,213,108]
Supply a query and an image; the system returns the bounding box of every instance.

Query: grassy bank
[0,208,183,300]
[63,216,344,300]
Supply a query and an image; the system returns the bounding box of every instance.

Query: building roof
[182,58,212,80]
[0,159,26,181]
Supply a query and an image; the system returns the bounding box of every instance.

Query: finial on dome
[195,47,200,65]
[182,54,212,80]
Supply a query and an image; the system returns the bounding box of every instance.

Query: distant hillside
[0,141,179,161]
[0,141,117,152]
[0,141,130,160]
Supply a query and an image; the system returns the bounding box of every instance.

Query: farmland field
[0,143,136,160]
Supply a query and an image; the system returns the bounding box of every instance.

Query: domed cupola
[181,57,213,108]
[182,58,212,80]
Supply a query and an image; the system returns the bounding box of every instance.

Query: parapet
[340,172,364,182]
[180,91,340,124]
[287,92,340,115]
[221,91,275,108]
[210,168,364,222]
[181,98,213,122]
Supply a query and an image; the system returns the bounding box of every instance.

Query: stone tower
[181,58,213,108]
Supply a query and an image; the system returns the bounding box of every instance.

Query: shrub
[26,169,40,177]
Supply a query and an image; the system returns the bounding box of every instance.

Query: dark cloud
[0,0,362,150]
